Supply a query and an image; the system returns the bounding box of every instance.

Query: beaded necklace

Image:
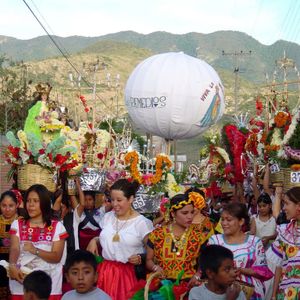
[169,224,190,256]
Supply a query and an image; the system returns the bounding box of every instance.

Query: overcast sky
[1,0,300,46]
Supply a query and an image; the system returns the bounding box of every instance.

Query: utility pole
[275,51,295,108]
[222,50,252,114]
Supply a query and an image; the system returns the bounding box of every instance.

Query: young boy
[23,270,52,300]
[62,250,111,300]
[189,245,246,300]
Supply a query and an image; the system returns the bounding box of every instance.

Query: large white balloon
[125,52,225,140]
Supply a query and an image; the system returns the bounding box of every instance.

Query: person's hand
[9,265,25,283]
[86,238,99,256]
[226,283,241,300]
[128,254,142,265]
[188,272,202,288]
[23,242,36,254]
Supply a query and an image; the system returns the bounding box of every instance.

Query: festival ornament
[125,52,225,140]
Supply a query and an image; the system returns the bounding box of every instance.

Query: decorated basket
[17,164,56,192]
[283,168,300,192]
[269,165,285,186]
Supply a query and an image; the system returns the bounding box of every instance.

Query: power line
[21,0,115,116]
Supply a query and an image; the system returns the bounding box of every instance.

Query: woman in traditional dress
[9,184,68,300]
[0,191,19,300]
[208,202,273,300]
[87,179,153,300]
[146,193,209,285]
[267,187,300,299]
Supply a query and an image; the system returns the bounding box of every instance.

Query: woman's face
[221,210,244,236]
[0,196,17,219]
[283,195,300,220]
[111,190,133,217]
[26,191,42,219]
[173,204,194,228]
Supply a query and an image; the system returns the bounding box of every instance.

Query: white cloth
[9,219,67,296]
[73,205,106,249]
[253,215,276,239]
[100,211,153,263]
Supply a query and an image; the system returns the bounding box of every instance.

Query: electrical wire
[21,0,116,115]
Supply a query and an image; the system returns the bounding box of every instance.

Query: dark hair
[0,191,18,204]
[83,191,96,200]
[24,184,52,226]
[65,249,97,273]
[286,187,300,204]
[222,202,250,228]
[110,179,140,199]
[185,187,205,199]
[257,193,272,205]
[200,245,233,278]
[23,270,52,299]
[170,193,191,212]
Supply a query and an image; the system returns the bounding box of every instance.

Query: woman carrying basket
[146,192,210,285]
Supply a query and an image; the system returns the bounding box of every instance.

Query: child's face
[258,202,271,216]
[66,261,97,294]
[84,195,95,210]
[221,211,244,235]
[210,258,237,289]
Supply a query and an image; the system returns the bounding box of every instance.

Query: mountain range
[1,30,300,84]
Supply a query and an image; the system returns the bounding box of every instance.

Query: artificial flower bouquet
[124,150,173,195]
[36,110,65,132]
[5,130,78,175]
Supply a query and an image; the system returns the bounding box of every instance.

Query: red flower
[48,153,53,161]
[8,145,20,159]
[84,107,90,113]
[39,149,45,155]
[173,281,188,300]
[97,153,104,160]
[54,154,68,166]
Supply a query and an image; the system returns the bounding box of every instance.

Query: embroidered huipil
[209,234,272,300]
[267,220,300,300]
[9,219,68,297]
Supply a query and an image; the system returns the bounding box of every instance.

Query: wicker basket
[144,271,186,300]
[283,168,300,192]
[270,168,285,185]
[17,164,56,192]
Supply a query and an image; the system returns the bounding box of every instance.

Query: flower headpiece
[170,197,193,211]
[188,192,206,210]
[11,189,23,206]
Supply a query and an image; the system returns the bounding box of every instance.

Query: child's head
[65,249,98,294]
[257,193,272,216]
[23,270,52,300]
[200,245,236,290]
[84,191,96,210]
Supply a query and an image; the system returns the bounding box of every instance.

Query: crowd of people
[0,167,299,300]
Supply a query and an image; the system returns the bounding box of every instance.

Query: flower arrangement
[36,111,65,132]
[124,151,172,186]
[5,130,78,174]
[222,124,249,183]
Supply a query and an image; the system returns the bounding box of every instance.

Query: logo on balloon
[126,96,167,109]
